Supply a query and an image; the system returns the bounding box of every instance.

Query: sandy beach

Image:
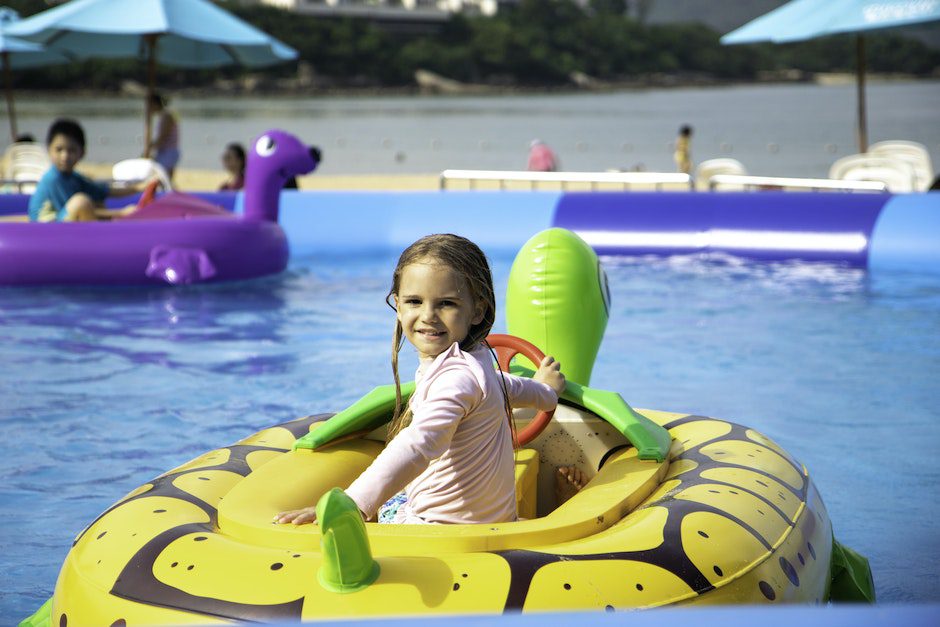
[79,162,442,192]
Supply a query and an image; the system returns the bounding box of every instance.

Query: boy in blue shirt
[28,118,143,222]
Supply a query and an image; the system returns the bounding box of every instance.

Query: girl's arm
[345,367,477,518]
[279,366,480,525]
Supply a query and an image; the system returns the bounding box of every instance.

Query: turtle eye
[255,135,276,157]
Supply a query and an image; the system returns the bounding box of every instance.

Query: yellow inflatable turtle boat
[22,229,872,626]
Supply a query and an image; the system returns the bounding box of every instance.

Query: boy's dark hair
[46,118,86,150]
[225,142,246,168]
[679,124,693,137]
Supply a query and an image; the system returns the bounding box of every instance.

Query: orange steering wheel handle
[486,333,555,447]
[136,179,161,210]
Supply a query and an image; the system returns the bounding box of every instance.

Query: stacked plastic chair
[829,140,932,192]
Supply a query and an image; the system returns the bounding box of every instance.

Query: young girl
[218,143,246,191]
[277,234,565,525]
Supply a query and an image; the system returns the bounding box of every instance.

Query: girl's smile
[395,261,484,361]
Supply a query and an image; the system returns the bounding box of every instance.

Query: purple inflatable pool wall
[0,130,319,286]
[265,189,939,273]
[553,192,885,267]
[551,192,940,272]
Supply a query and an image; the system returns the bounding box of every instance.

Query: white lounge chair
[111,158,173,191]
[694,158,748,190]
[867,141,934,191]
[829,153,918,193]
[2,142,50,193]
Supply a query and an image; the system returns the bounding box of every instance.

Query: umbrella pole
[3,53,17,144]
[856,35,868,153]
[143,35,157,158]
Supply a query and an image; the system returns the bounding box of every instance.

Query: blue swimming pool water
[1,250,938,620]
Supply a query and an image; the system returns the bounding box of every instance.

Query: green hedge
[8,0,939,90]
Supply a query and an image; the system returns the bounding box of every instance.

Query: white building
[249,0,501,18]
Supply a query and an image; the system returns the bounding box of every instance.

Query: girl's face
[395,261,485,361]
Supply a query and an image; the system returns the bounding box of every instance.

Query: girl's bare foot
[555,466,587,506]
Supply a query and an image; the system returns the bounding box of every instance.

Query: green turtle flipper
[18,597,52,627]
[830,539,875,602]
[317,488,380,594]
[508,364,671,463]
[562,380,671,462]
[294,381,416,451]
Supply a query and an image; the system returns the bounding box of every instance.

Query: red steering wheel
[136,178,161,210]
[487,333,555,447]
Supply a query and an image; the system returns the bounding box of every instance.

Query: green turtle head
[506,228,609,386]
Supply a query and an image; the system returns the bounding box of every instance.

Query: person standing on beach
[148,92,181,182]
[674,124,693,175]
[527,139,560,172]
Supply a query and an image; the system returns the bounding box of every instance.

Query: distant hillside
[645,0,788,33]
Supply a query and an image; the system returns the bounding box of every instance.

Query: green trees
[9,0,939,91]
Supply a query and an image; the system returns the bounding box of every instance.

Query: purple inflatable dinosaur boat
[0,130,320,286]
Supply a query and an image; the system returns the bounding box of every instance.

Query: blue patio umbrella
[0,10,68,143]
[8,0,298,155]
[721,0,940,151]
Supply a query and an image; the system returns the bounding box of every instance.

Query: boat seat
[111,158,173,191]
[514,447,539,520]
[216,425,668,555]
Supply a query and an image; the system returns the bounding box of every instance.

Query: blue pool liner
[868,193,940,272]
[267,605,940,627]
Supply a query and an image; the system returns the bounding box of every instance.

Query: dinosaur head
[243,130,321,222]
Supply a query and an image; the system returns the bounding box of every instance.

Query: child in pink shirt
[276,234,566,525]
[527,139,559,172]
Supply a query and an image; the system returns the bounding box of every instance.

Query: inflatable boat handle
[293,381,416,451]
[317,488,380,593]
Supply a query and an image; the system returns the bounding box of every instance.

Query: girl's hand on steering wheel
[534,355,565,396]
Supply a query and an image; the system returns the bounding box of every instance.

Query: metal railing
[708,174,888,193]
[439,169,693,191]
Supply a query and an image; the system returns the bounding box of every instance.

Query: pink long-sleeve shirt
[345,343,558,524]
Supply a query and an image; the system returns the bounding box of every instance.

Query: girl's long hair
[385,234,513,443]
